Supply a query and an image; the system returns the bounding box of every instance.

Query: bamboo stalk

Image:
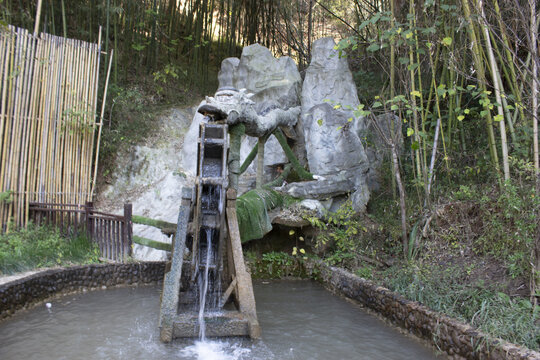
[479,0,509,181]
[34,0,44,35]
[0,29,9,227]
[91,48,114,197]
[531,0,539,173]
[16,30,35,226]
[25,32,44,225]
[461,0,500,177]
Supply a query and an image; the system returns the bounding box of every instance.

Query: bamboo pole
[91,49,114,197]
[531,0,539,173]
[34,0,44,35]
[19,29,34,225]
[461,0,500,177]
[8,27,24,226]
[0,29,9,227]
[479,0,509,181]
[25,32,43,225]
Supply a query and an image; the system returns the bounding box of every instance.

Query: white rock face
[97,107,194,261]
[180,101,207,176]
[301,37,370,211]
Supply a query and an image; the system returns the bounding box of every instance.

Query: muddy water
[0,280,444,359]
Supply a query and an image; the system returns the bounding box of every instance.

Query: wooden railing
[28,202,132,262]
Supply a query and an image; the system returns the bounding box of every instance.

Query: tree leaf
[442,37,453,46]
[398,57,410,65]
[366,43,380,52]
[407,128,415,137]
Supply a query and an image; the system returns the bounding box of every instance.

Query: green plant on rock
[307,200,367,255]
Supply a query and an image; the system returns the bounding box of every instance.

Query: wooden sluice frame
[159,122,260,342]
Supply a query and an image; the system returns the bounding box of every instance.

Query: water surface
[0,280,444,359]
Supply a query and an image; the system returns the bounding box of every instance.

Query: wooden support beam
[226,188,261,339]
[159,187,192,343]
[132,215,176,236]
[220,276,237,307]
[133,235,172,252]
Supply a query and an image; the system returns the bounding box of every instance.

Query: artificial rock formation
[301,37,371,211]
[220,44,303,173]
[183,45,303,178]
[222,44,302,111]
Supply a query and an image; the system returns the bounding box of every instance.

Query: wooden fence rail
[28,202,132,262]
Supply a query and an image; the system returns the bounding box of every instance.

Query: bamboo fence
[0,25,103,232]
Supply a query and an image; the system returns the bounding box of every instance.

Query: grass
[380,264,540,350]
[0,224,100,275]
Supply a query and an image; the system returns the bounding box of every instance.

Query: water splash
[180,340,251,360]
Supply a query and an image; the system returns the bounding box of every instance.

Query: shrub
[0,225,100,275]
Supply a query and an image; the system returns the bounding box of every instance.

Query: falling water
[198,228,214,340]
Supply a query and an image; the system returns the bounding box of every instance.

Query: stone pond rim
[1,261,539,360]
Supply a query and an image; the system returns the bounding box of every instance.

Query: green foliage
[307,200,367,253]
[474,181,539,278]
[304,200,383,269]
[236,189,296,243]
[0,190,13,204]
[0,225,100,275]
[355,265,374,280]
[249,251,305,279]
[383,264,539,350]
[153,63,185,95]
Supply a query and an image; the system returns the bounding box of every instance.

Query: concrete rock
[300,37,371,211]
[303,103,368,175]
[217,57,240,87]
[302,37,366,134]
[225,44,302,109]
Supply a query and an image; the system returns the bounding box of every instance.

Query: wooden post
[85,201,93,240]
[256,136,266,189]
[226,188,261,338]
[91,49,114,197]
[123,203,133,260]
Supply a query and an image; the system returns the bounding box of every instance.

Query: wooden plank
[225,188,260,338]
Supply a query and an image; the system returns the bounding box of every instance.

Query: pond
[0,280,444,359]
